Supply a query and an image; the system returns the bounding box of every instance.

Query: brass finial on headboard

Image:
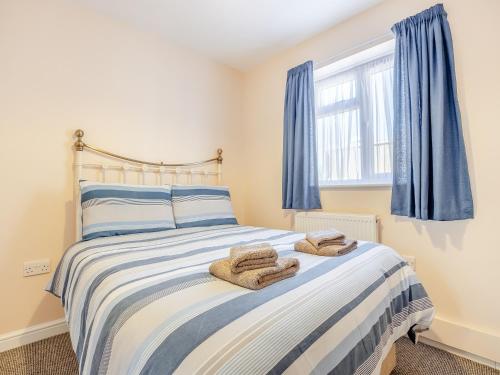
[74,129,85,151]
[217,148,223,164]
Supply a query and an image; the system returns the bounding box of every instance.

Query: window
[315,40,394,187]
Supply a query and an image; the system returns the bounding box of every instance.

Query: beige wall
[0,0,245,334]
[242,0,500,357]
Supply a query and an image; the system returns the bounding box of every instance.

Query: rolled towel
[209,258,300,290]
[295,239,357,256]
[306,229,345,248]
[229,243,278,273]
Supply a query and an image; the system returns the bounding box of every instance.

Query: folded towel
[306,229,346,248]
[295,239,357,256]
[209,258,300,290]
[229,243,278,273]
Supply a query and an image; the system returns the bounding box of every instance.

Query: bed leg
[380,344,396,375]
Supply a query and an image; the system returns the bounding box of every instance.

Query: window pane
[374,142,391,175]
[368,61,393,176]
[317,78,356,109]
[317,109,361,182]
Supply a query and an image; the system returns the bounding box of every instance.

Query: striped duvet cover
[47,225,434,375]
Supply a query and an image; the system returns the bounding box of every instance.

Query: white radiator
[294,212,379,242]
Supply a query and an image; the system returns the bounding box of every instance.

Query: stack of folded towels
[209,243,300,290]
[294,229,358,256]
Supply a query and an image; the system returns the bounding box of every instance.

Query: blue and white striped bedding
[172,185,238,228]
[47,225,434,375]
[80,182,175,241]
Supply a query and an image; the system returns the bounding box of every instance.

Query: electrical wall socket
[23,259,50,277]
[402,255,416,271]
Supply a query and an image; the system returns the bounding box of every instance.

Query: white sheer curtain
[315,54,394,186]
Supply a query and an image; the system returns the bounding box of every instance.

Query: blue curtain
[282,61,322,209]
[391,4,473,220]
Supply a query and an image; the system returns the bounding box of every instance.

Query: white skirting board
[0,318,68,353]
[0,317,498,370]
[421,317,500,370]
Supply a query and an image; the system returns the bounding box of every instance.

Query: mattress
[46,225,434,375]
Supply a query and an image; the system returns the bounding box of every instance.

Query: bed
[46,130,434,375]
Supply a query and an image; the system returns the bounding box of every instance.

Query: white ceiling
[72,0,384,71]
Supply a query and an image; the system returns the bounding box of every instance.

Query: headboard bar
[73,129,223,241]
[74,129,223,167]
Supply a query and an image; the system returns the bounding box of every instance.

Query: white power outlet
[402,255,416,271]
[23,259,50,277]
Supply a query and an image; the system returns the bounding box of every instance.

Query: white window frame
[314,39,395,188]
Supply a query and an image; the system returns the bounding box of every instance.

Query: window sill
[320,182,392,189]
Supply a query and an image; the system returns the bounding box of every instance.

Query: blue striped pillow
[171,185,238,228]
[80,182,175,241]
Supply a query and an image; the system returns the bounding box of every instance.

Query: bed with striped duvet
[46,225,434,375]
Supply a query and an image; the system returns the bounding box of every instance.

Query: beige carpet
[0,333,498,374]
[0,334,77,375]
[392,337,499,375]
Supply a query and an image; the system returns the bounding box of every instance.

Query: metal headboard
[73,129,223,240]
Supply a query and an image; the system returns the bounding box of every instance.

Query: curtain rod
[314,32,394,70]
